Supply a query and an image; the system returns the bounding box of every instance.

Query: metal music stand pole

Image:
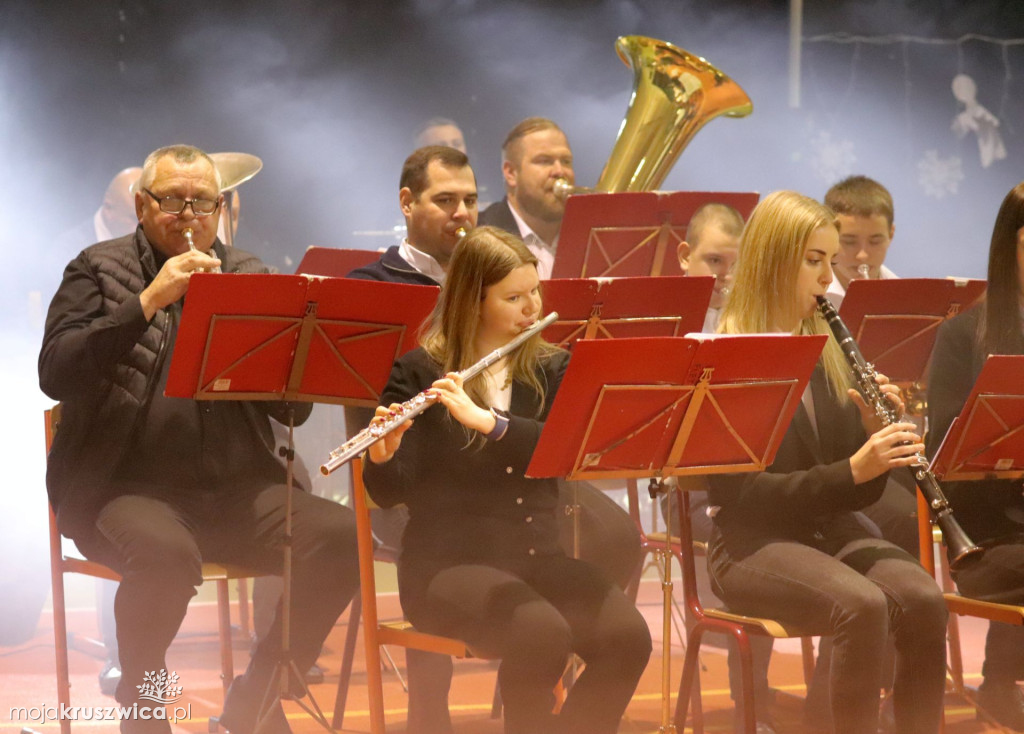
[254,407,336,734]
[166,273,438,734]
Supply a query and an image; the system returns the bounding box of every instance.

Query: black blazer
[927,305,1024,545]
[363,347,570,569]
[708,366,887,543]
[346,245,439,286]
[477,198,520,236]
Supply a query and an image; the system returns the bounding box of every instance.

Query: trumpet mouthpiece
[553,179,571,200]
[455,227,468,240]
[857,264,870,278]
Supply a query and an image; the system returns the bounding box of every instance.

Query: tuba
[563,35,753,196]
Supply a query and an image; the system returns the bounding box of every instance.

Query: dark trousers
[708,517,948,734]
[400,555,652,734]
[952,539,1024,681]
[72,483,359,709]
[393,481,643,734]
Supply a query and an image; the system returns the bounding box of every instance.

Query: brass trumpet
[184,227,221,274]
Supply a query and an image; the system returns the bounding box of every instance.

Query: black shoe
[217,675,293,734]
[977,679,1024,731]
[99,659,121,697]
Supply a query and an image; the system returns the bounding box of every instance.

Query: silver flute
[320,311,559,475]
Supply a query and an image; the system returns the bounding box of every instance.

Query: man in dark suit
[349,145,476,287]
[478,117,574,279]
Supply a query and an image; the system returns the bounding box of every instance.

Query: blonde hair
[719,190,852,402]
[422,226,561,415]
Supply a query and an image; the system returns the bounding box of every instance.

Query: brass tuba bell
[594,35,752,193]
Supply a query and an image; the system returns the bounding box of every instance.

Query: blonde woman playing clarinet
[705,191,947,734]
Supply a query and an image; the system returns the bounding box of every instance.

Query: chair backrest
[44,404,61,454]
[351,457,384,641]
[917,490,939,577]
[669,483,708,618]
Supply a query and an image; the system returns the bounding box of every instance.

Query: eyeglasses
[143,188,220,217]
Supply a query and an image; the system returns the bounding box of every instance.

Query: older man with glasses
[39,144,359,734]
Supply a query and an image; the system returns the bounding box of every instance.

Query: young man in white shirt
[824,175,898,308]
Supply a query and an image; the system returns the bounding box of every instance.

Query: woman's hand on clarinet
[366,403,414,464]
[848,371,905,435]
[849,422,923,484]
[431,372,496,434]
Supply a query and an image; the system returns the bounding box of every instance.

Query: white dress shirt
[507,204,557,280]
[826,264,898,309]
[398,239,447,286]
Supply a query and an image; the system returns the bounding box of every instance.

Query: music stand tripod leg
[254,408,337,734]
[650,478,678,733]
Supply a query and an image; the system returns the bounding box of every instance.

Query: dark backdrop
[4,0,1024,639]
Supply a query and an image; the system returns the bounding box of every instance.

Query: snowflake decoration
[137,669,183,703]
[917,150,963,199]
[808,131,857,184]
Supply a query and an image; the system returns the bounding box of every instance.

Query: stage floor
[0,578,1004,733]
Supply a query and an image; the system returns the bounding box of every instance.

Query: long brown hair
[719,190,853,402]
[421,226,561,412]
[981,182,1024,356]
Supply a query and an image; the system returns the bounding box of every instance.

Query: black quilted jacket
[38,228,303,537]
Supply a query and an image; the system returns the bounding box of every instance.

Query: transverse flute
[320,311,559,475]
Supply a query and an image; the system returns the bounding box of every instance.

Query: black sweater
[362,346,569,569]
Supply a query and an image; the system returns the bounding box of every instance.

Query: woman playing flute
[363,226,651,734]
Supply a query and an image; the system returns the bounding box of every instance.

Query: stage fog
[2,0,1024,641]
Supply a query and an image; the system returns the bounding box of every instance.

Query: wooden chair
[916,490,1024,731]
[45,407,260,734]
[347,456,476,733]
[671,488,819,734]
[331,469,405,730]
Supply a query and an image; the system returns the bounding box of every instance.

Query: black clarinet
[817,296,983,569]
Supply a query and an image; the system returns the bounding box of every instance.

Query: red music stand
[537,275,713,590]
[165,272,438,732]
[540,275,713,348]
[551,190,759,279]
[527,333,825,732]
[166,273,438,407]
[837,277,986,385]
[931,355,1024,481]
[295,246,381,278]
